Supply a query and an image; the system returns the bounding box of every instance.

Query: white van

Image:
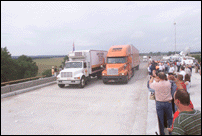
[143,56,148,62]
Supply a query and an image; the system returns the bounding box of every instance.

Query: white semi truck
[57,50,108,88]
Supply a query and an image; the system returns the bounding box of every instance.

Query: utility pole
[174,21,176,54]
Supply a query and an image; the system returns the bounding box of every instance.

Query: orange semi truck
[102,44,140,84]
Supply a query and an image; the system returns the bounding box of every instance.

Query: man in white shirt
[185,65,191,76]
[179,66,186,80]
[159,63,163,72]
[168,64,175,73]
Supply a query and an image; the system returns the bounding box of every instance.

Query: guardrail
[1,76,56,95]
[1,76,46,86]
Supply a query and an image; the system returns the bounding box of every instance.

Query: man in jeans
[149,72,173,135]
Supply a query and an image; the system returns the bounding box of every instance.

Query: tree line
[1,47,38,83]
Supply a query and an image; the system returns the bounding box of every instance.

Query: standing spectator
[149,72,173,135]
[159,63,163,72]
[167,62,170,74]
[188,64,193,83]
[176,74,186,91]
[188,64,192,73]
[176,61,181,72]
[195,62,199,73]
[52,66,55,77]
[172,90,201,135]
[168,64,175,74]
[155,63,159,74]
[174,61,177,72]
[164,62,168,74]
[149,56,152,64]
[162,63,165,72]
[184,74,191,94]
[54,66,58,76]
[59,65,62,73]
[147,74,160,100]
[185,65,191,76]
[148,63,151,74]
[167,73,177,114]
[149,61,156,78]
[179,66,186,81]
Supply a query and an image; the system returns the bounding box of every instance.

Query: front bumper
[57,80,80,85]
[102,76,127,83]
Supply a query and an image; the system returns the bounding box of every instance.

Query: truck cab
[57,50,107,88]
[102,45,139,84]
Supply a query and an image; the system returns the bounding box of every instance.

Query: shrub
[42,69,52,77]
[192,55,201,63]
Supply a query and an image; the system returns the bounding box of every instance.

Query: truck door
[84,62,88,77]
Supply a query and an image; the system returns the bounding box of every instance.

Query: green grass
[33,57,64,76]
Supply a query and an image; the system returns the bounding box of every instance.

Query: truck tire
[58,84,65,88]
[132,68,135,77]
[79,76,85,88]
[124,74,129,84]
[97,72,102,79]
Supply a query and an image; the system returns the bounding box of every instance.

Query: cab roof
[107,45,131,57]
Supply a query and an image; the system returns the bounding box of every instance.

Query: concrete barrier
[1,76,56,94]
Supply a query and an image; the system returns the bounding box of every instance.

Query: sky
[1,1,201,56]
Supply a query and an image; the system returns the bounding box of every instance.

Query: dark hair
[177,74,183,81]
[185,74,190,82]
[158,72,166,80]
[174,89,190,106]
[181,66,185,70]
[168,73,173,75]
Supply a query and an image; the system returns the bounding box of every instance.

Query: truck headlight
[122,73,124,75]
[74,77,80,80]
[102,73,105,76]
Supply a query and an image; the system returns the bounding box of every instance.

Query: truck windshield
[65,62,82,68]
[107,57,126,64]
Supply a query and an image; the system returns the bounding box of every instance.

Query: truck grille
[107,68,118,75]
[61,72,72,78]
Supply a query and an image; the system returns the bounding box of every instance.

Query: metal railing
[1,75,46,86]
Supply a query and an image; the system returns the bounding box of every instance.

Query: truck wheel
[124,74,129,84]
[132,68,135,77]
[97,72,102,79]
[79,76,85,88]
[58,84,65,88]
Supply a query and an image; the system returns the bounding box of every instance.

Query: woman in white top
[184,74,191,93]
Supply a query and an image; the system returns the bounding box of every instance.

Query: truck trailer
[102,44,140,84]
[57,50,108,88]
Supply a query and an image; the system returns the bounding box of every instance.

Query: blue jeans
[156,101,173,135]
[148,88,155,93]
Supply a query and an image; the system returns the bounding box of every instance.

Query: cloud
[131,31,145,39]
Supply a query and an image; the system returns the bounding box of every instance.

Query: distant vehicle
[143,56,148,62]
[57,50,107,88]
[179,57,194,67]
[102,44,140,84]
